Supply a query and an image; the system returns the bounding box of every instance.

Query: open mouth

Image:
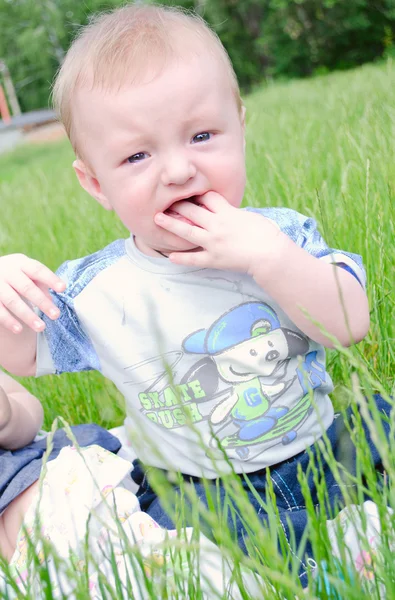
[164,195,202,225]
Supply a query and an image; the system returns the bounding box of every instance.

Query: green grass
[0,60,394,598]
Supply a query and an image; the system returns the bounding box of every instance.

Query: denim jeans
[0,424,121,514]
[132,395,391,588]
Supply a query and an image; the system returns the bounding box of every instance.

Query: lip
[163,193,207,224]
[163,208,195,225]
[164,193,203,212]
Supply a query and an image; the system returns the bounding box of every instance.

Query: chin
[171,243,200,253]
[163,236,199,253]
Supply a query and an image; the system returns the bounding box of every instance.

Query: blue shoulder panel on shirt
[41,239,126,374]
[244,207,307,244]
[56,239,126,298]
[244,206,365,285]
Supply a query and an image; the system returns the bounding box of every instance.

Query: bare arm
[0,326,37,376]
[251,234,370,347]
[0,371,44,449]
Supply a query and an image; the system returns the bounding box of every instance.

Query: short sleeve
[36,262,100,376]
[36,239,126,377]
[245,207,366,288]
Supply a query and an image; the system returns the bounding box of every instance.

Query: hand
[0,254,65,334]
[154,192,285,274]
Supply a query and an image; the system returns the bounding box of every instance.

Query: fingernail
[49,308,59,318]
[12,324,22,334]
[34,320,44,331]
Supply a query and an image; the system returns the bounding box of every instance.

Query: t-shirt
[36,207,366,478]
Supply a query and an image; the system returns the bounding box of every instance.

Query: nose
[161,152,197,186]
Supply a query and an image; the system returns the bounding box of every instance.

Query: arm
[0,326,37,376]
[0,254,65,375]
[0,371,44,449]
[154,194,369,348]
[250,233,369,347]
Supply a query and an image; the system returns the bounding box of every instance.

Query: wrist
[248,225,291,285]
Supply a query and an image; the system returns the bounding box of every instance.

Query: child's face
[73,49,246,256]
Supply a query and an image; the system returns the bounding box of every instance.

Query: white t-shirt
[37,207,366,478]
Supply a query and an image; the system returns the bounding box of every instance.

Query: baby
[0,3,388,588]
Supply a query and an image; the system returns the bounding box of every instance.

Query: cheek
[225,164,246,208]
[208,161,245,207]
[104,178,147,213]
[216,144,246,206]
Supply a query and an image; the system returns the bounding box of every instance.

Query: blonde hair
[52,3,243,155]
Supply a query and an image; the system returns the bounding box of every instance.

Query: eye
[127,152,149,164]
[250,349,257,356]
[192,132,211,144]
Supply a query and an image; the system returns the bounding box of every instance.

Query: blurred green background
[1,0,395,113]
[0,1,394,424]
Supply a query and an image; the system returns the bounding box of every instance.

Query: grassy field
[0,60,394,598]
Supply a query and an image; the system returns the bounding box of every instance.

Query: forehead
[73,49,235,141]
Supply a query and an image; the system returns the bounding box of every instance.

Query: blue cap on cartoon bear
[183,302,281,355]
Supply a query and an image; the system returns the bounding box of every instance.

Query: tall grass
[0,60,394,598]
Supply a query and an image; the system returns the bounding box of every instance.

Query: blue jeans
[132,395,391,589]
[0,424,121,514]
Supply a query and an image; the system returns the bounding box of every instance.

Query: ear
[73,159,112,210]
